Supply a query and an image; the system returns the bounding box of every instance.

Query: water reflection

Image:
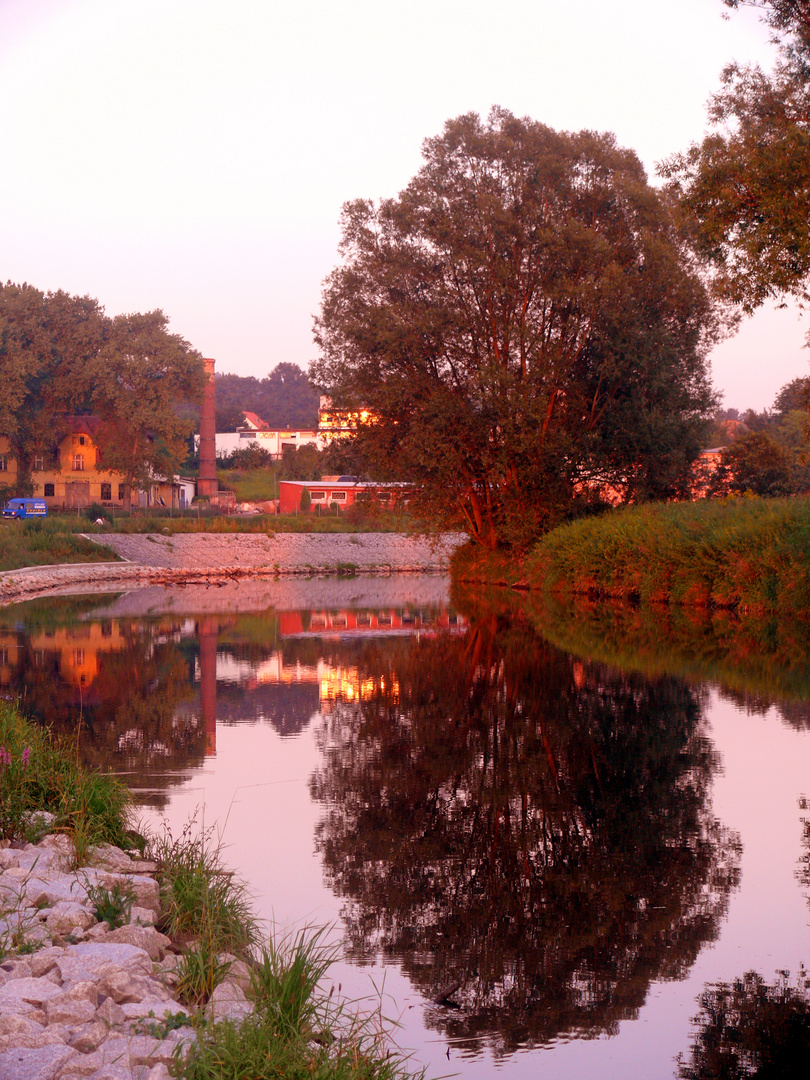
[310,611,742,1054]
[0,594,464,807]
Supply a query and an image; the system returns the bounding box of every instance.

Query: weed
[149,817,257,958]
[0,704,133,853]
[84,878,136,929]
[175,942,232,1007]
[139,1009,193,1039]
[179,925,425,1080]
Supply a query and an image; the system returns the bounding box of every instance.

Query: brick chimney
[197,357,219,498]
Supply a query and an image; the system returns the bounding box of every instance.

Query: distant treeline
[703,377,810,497]
[212,363,319,431]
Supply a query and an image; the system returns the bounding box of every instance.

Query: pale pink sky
[0,0,804,411]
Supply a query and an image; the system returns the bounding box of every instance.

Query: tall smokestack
[197,357,218,498]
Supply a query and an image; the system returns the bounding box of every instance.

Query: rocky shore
[0,532,467,607]
[0,831,250,1080]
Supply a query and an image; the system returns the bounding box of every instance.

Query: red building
[278,477,412,513]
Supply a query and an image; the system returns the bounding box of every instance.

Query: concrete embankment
[0,532,468,607]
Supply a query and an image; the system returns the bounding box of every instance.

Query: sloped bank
[0,531,467,607]
[451,497,810,616]
[0,707,422,1080]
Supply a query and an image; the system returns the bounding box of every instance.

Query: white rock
[105,926,170,961]
[0,1042,77,1080]
[0,1014,45,1037]
[0,976,64,1009]
[66,1018,109,1054]
[46,902,96,935]
[128,907,155,926]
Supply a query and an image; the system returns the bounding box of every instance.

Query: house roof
[241,412,268,430]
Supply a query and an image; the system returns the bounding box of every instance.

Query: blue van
[2,498,48,520]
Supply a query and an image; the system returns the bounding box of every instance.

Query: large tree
[661,1,810,313]
[312,109,720,549]
[91,311,206,504]
[0,282,106,492]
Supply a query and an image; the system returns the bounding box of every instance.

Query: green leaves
[313,110,719,548]
[661,3,810,314]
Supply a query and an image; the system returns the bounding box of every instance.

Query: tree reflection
[678,970,810,1078]
[310,613,741,1053]
[6,621,203,808]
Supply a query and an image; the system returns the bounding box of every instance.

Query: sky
[0,0,806,412]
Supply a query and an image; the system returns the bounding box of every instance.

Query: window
[79,436,86,445]
[330,491,347,502]
[0,455,6,472]
[72,454,84,471]
[44,484,55,497]
[309,490,326,501]
[118,485,125,500]
[100,483,112,501]
[33,455,44,471]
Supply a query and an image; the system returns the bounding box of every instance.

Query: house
[278,477,412,513]
[1,418,196,510]
[196,428,322,460]
[317,396,375,443]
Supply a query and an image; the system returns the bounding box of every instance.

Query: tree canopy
[91,310,207,503]
[661,1,810,313]
[0,282,205,497]
[312,109,721,549]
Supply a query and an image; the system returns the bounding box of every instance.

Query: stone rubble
[0,833,252,1080]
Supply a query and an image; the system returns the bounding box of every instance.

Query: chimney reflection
[197,617,219,756]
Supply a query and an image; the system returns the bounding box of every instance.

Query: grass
[181,926,424,1080]
[0,702,134,857]
[453,495,810,616]
[0,516,120,571]
[149,817,258,960]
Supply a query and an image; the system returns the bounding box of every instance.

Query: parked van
[2,498,48,520]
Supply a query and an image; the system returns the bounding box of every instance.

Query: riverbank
[452,496,810,616]
[0,532,467,606]
[0,706,422,1080]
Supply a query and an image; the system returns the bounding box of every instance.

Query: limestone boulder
[0,1042,77,1080]
[46,902,96,936]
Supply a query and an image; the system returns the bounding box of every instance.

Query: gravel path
[0,531,468,606]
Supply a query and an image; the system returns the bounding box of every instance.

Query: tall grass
[149,819,258,957]
[0,703,133,855]
[182,926,424,1080]
[456,496,810,616]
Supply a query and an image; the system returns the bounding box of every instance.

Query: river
[1,575,808,1078]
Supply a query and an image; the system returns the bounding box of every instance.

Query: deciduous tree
[0,282,107,493]
[92,311,206,504]
[312,110,720,548]
[661,1,810,313]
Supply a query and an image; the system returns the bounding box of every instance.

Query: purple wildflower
[0,745,10,771]
[22,746,31,772]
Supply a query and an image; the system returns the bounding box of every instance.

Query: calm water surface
[1,577,809,1079]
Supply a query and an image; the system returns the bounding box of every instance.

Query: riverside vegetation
[0,702,423,1079]
[452,495,810,617]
